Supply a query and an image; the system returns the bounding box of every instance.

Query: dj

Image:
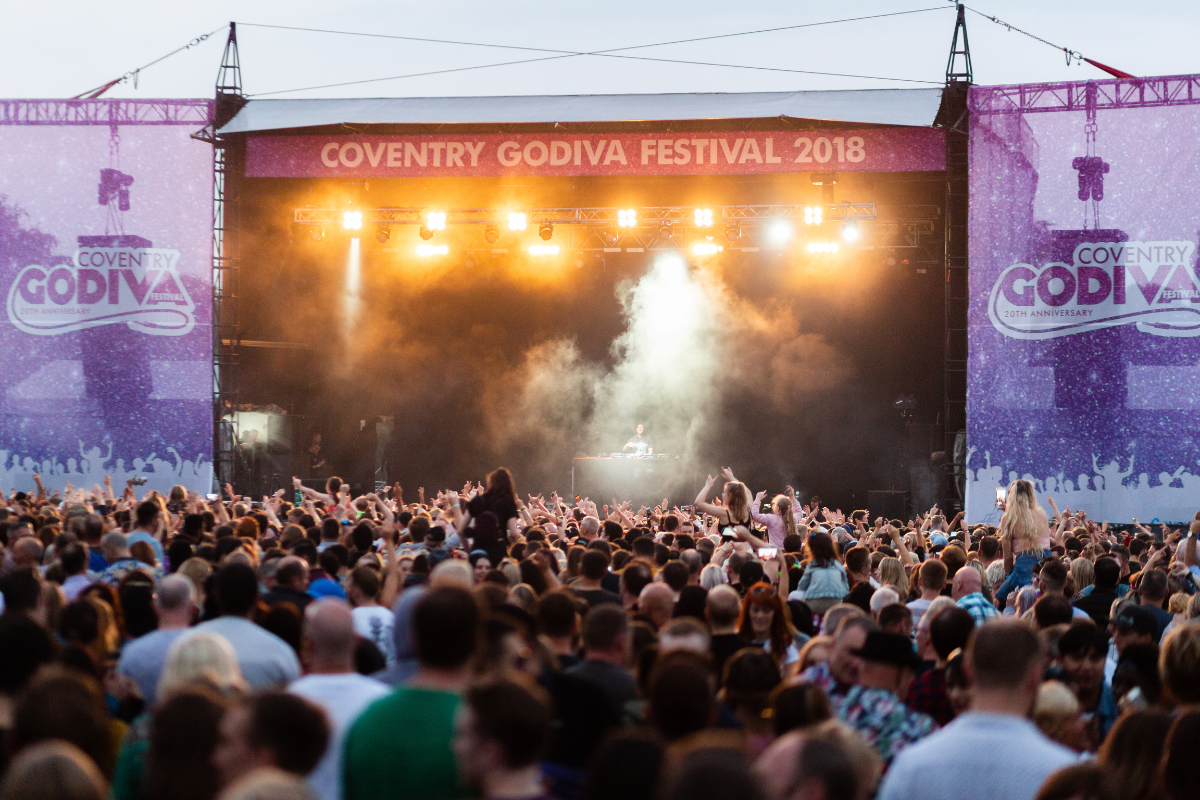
[623,424,653,455]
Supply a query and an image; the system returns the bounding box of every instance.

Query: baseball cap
[1113,605,1157,636]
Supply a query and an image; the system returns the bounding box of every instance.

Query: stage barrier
[0,99,215,496]
[966,76,1200,523]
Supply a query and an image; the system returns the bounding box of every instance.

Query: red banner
[246,128,944,178]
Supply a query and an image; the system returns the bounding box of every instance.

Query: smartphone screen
[758,547,778,559]
[205,493,219,501]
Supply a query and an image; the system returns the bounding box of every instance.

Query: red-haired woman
[739,580,800,669]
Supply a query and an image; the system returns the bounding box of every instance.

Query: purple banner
[0,100,214,495]
[245,128,945,178]
[966,77,1200,523]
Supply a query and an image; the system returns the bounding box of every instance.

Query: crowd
[1,466,1200,800]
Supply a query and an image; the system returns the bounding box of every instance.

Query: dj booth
[571,454,695,507]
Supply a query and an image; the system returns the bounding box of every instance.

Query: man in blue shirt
[127,499,166,565]
[879,620,1075,800]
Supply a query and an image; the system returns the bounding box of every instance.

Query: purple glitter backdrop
[966,78,1200,523]
[0,101,214,495]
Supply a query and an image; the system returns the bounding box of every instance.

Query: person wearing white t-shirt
[347,565,396,667]
[290,599,390,800]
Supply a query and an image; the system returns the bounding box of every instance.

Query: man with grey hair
[579,516,601,541]
[100,531,163,584]
[290,599,389,800]
[117,574,196,704]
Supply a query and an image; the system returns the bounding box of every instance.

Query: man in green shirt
[343,587,481,800]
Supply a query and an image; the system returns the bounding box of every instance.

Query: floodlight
[804,206,823,226]
[375,224,390,244]
[419,226,434,241]
[842,222,859,242]
[427,211,446,230]
[539,223,554,241]
[769,221,791,243]
[342,210,363,230]
[485,225,499,244]
[725,223,741,242]
[617,209,637,228]
[694,208,713,227]
[508,212,527,231]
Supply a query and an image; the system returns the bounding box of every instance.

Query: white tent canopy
[217,88,944,134]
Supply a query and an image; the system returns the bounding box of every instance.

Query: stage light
[601,229,619,247]
[617,209,637,228]
[694,208,713,227]
[539,223,554,241]
[416,244,449,256]
[375,224,390,244]
[342,210,363,230]
[419,226,434,241]
[725,223,741,242]
[769,221,791,243]
[426,211,446,231]
[485,225,499,244]
[659,222,673,240]
[308,225,325,242]
[692,243,723,255]
[804,206,823,225]
[529,244,560,255]
[508,212,527,231]
[842,222,859,242]
[806,241,839,253]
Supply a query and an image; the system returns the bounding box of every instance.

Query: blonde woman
[159,631,247,700]
[751,490,802,550]
[996,479,1051,605]
[877,557,910,600]
[1069,558,1094,598]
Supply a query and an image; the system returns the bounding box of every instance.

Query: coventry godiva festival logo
[988,241,1200,339]
[5,165,196,337]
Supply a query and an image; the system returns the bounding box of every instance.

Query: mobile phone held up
[995,486,1007,509]
[758,547,778,560]
[205,493,219,501]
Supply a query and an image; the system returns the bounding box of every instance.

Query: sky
[2,1,1197,101]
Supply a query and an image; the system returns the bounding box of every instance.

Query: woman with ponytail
[751,488,802,550]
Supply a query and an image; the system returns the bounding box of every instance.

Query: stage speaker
[868,490,911,521]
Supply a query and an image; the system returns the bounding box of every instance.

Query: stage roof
[218,88,945,134]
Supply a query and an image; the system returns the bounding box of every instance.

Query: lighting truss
[291,203,942,254]
[295,201,940,251]
[971,74,1200,116]
[293,203,879,228]
[0,99,214,125]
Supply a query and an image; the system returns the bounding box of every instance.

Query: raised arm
[1184,513,1200,569]
[888,524,918,567]
[694,475,724,518]
[292,476,333,505]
